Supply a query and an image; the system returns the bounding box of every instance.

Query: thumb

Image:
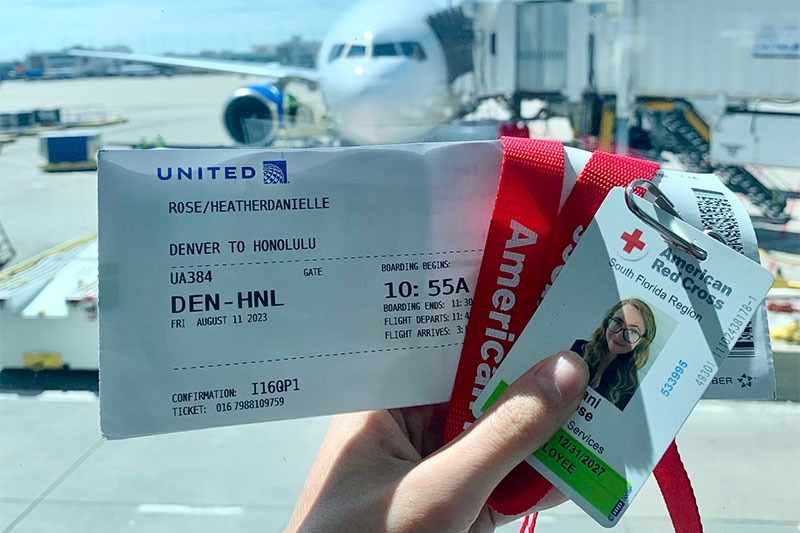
[410,351,588,512]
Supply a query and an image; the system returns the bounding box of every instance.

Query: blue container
[39,130,101,164]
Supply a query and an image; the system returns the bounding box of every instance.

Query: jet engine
[222,84,282,146]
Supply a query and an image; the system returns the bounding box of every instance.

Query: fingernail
[534,351,588,404]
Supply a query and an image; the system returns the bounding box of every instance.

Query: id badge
[471,185,772,526]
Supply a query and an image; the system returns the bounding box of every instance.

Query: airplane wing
[68,49,320,87]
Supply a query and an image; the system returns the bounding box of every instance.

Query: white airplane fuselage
[315,0,454,145]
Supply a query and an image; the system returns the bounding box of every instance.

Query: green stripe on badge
[480,380,509,413]
[534,428,630,518]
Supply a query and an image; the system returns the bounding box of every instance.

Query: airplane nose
[322,60,447,144]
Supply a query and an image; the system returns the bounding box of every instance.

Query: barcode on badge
[692,187,755,357]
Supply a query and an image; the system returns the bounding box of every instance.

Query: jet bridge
[427,6,474,85]
[469,0,800,222]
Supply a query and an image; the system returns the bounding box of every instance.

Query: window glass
[399,41,426,60]
[347,44,367,58]
[328,43,344,62]
[373,43,399,57]
[0,2,797,532]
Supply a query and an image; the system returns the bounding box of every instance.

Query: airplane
[70,0,480,147]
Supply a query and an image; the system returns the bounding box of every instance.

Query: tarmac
[0,75,799,532]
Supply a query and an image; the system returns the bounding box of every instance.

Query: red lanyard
[443,137,702,532]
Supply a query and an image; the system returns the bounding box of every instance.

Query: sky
[0,0,360,61]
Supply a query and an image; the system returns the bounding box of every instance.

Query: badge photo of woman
[570,298,656,411]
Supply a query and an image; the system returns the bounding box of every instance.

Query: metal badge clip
[624,179,726,261]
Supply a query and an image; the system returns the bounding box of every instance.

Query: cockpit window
[373,43,399,57]
[400,42,426,60]
[347,45,367,58]
[328,44,345,63]
[329,42,425,61]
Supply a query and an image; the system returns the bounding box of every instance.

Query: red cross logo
[620,228,646,254]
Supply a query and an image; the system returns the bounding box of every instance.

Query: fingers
[408,351,588,512]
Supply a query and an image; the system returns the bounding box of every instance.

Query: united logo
[263,160,288,184]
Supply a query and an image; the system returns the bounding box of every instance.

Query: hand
[287,351,589,533]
